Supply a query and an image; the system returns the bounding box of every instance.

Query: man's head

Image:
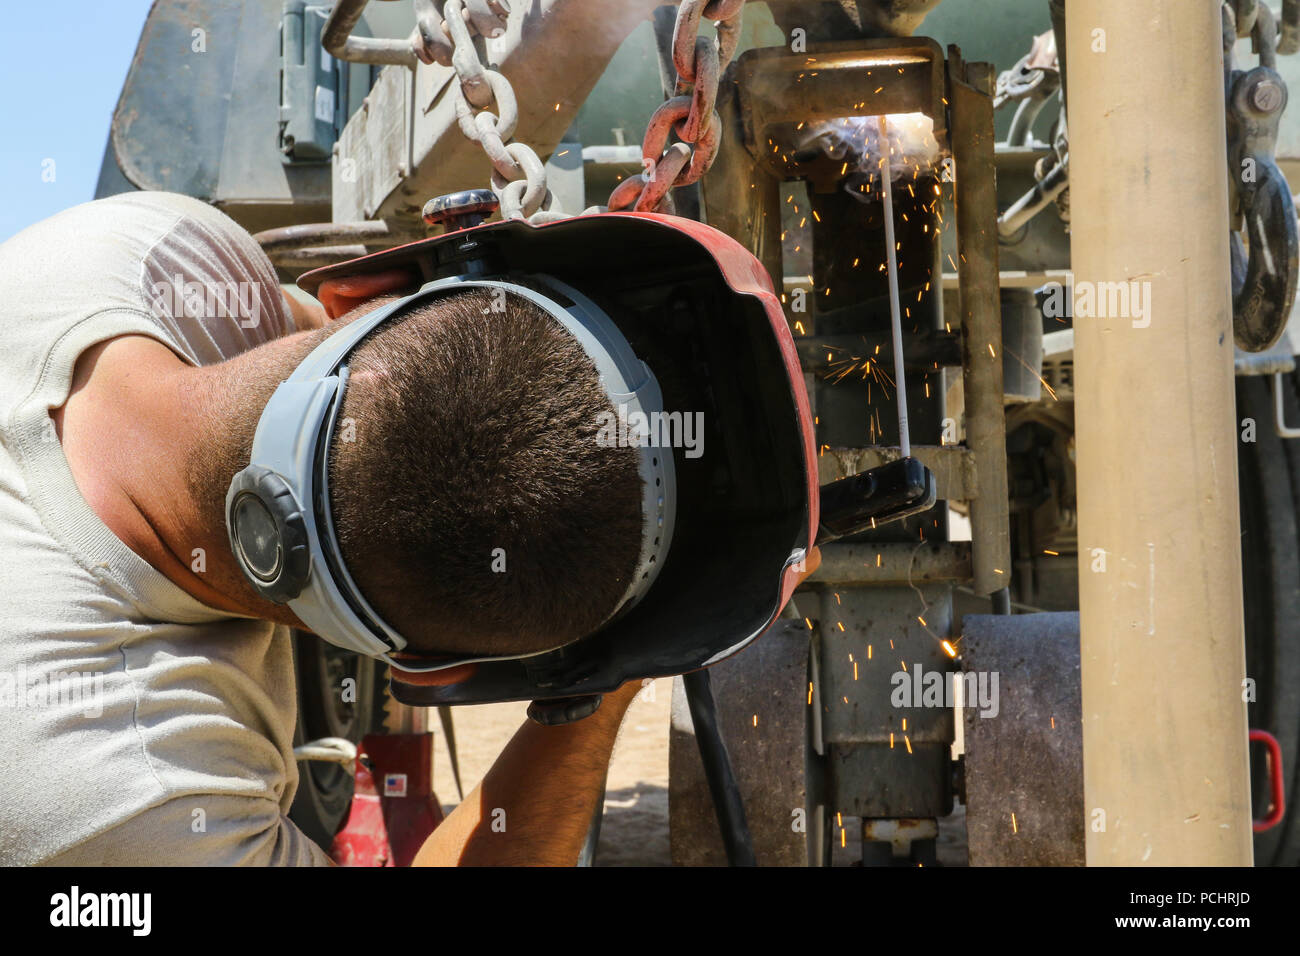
[197,280,644,661]
[327,286,644,656]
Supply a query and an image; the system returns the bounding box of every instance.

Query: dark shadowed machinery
[100,0,1299,866]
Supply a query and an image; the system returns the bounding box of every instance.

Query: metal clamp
[1225,0,1300,351]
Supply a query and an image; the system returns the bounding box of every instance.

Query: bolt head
[1252,78,1285,113]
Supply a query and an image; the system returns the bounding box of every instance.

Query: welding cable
[576,783,606,867]
[682,669,757,866]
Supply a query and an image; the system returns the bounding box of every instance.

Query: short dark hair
[327,287,644,656]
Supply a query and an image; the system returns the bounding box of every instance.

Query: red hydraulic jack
[330,733,444,866]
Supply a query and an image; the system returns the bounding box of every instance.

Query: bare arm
[412,682,641,866]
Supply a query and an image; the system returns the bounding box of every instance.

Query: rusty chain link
[434,0,743,221]
[439,0,557,220]
[608,0,744,213]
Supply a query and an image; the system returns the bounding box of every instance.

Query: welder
[0,190,816,866]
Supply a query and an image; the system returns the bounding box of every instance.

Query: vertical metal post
[1067,0,1253,865]
[948,51,1012,596]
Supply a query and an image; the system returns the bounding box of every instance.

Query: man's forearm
[412,683,639,866]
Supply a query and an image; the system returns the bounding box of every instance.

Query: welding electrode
[877,114,912,458]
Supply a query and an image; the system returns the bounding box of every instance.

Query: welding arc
[877,115,912,459]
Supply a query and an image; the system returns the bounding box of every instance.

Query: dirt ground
[429,677,968,866]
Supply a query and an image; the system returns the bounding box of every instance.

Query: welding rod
[877,115,912,459]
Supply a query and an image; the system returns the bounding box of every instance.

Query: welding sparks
[1011,812,1019,834]
[942,640,957,658]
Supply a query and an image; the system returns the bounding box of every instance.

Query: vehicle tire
[287,632,390,849]
[668,620,817,865]
[1236,374,1300,865]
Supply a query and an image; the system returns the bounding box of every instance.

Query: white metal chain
[608,0,746,213]
[441,0,558,220]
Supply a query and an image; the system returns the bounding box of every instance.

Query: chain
[439,0,744,221]
[441,0,557,220]
[608,0,745,213]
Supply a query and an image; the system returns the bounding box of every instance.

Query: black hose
[576,783,605,867]
[682,669,757,866]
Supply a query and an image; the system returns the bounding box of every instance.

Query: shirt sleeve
[39,794,334,867]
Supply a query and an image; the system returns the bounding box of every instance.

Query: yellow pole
[1067,0,1253,865]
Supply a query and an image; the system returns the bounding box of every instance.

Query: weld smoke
[801,112,942,203]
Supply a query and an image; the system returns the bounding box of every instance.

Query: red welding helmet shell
[298,212,817,705]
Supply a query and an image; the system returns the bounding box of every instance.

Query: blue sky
[0,1,155,242]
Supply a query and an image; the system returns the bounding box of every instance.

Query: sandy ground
[429,677,967,866]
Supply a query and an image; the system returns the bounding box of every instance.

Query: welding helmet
[263,211,819,708]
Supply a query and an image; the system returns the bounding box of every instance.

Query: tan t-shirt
[0,191,331,865]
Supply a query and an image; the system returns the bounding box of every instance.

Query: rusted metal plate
[817,585,954,819]
[960,611,1084,866]
[810,541,972,586]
